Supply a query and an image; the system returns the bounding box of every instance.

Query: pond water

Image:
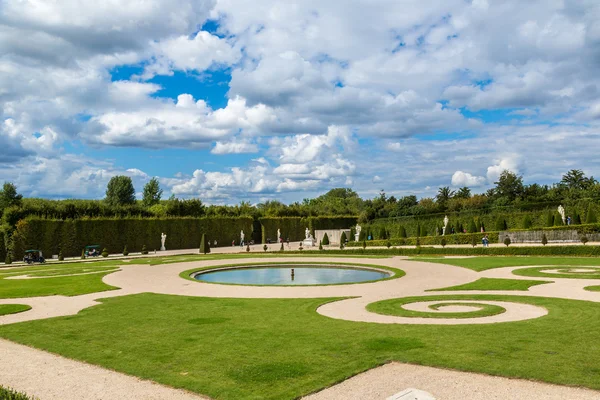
[193,265,390,286]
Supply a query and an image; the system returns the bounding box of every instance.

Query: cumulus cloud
[486,157,521,182]
[451,171,486,187]
[211,139,259,154]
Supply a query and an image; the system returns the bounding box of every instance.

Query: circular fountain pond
[192,264,392,286]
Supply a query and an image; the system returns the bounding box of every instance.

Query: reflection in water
[195,266,389,285]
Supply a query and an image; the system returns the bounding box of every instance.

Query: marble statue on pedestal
[160,232,167,251]
[558,205,566,225]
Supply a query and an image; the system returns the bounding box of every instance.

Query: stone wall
[499,229,600,243]
[315,229,351,245]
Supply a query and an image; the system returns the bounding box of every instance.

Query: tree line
[0,169,598,222]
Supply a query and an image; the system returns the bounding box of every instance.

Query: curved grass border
[367,295,507,319]
[0,304,32,316]
[428,278,553,292]
[513,266,600,280]
[179,261,405,287]
[584,285,600,292]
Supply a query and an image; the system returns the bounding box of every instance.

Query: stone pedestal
[160,246,166,251]
[302,238,316,247]
[354,234,360,242]
[387,388,436,400]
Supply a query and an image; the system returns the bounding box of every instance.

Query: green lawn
[367,295,506,319]
[586,286,600,292]
[0,253,393,299]
[513,266,600,280]
[411,256,600,272]
[1,293,600,399]
[429,278,552,292]
[0,304,31,316]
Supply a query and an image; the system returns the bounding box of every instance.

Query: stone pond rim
[190,263,395,286]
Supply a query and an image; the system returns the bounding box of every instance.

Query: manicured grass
[585,286,600,292]
[0,304,31,316]
[411,256,600,272]
[179,261,405,287]
[513,266,600,280]
[367,295,506,319]
[0,263,121,299]
[429,278,552,292]
[2,294,600,399]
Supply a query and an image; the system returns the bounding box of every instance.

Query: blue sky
[1,0,599,203]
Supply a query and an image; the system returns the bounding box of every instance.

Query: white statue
[305,227,311,239]
[160,232,167,251]
[277,228,281,241]
[355,224,362,242]
[240,230,245,246]
[442,215,449,236]
[558,205,566,225]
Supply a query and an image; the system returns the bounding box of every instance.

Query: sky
[1,0,600,204]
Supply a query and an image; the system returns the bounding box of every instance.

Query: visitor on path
[231,240,235,247]
[214,240,217,247]
[482,235,489,247]
[567,216,572,225]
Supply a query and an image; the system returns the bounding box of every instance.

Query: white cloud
[486,157,521,182]
[451,171,486,187]
[211,140,259,154]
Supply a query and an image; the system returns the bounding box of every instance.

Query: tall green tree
[0,182,23,210]
[105,176,136,207]
[561,169,596,190]
[142,177,163,207]
[435,187,455,205]
[455,187,472,199]
[494,170,524,201]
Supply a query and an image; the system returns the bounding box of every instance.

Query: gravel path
[0,339,207,400]
[303,362,600,400]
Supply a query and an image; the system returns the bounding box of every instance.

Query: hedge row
[283,245,600,257]
[10,217,253,258]
[347,232,501,247]
[259,216,357,243]
[0,386,36,400]
[367,201,600,239]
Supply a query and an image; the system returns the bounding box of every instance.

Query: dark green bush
[386,240,391,249]
[322,233,330,245]
[101,248,108,257]
[440,237,447,248]
[141,244,148,255]
[340,231,347,243]
[546,211,554,227]
[362,240,366,249]
[319,241,323,251]
[5,254,11,264]
[541,234,548,246]
[199,233,210,254]
[504,237,511,247]
[586,204,597,223]
[81,249,85,259]
[495,217,507,231]
[263,244,268,252]
[58,250,64,261]
[122,245,129,256]
[581,235,589,245]
[522,215,532,229]
[280,242,284,251]
[246,244,250,252]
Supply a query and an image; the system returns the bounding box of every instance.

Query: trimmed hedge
[259,216,357,244]
[347,232,500,247]
[280,245,600,257]
[11,217,253,258]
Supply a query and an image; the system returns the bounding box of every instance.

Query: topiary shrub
[440,237,447,248]
[319,240,323,251]
[495,217,507,231]
[399,226,407,238]
[522,215,533,229]
[415,237,421,248]
[546,211,554,227]
[299,244,303,251]
[362,240,366,249]
[58,250,64,261]
[122,245,129,256]
[468,219,477,233]
[340,231,347,244]
[386,240,391,249]
[339,242,344,250]
[581,235,589,245]
[504,237,511,247]
[246,244,250,252]
[574,214,582,225]
[541,234,548,246]
[263,244,268,252]
[358,230,367,241]
[322,233,330,245]
[81,249,86,259]
[5,254,11,264]
[280,242,284,251]
[349,227,356,241]
[471,236,477,247]
[199,233,210,254]
[141,245,148,255]
[101,248,109,257]
[586,204,597,224]
[554,213,563,226]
